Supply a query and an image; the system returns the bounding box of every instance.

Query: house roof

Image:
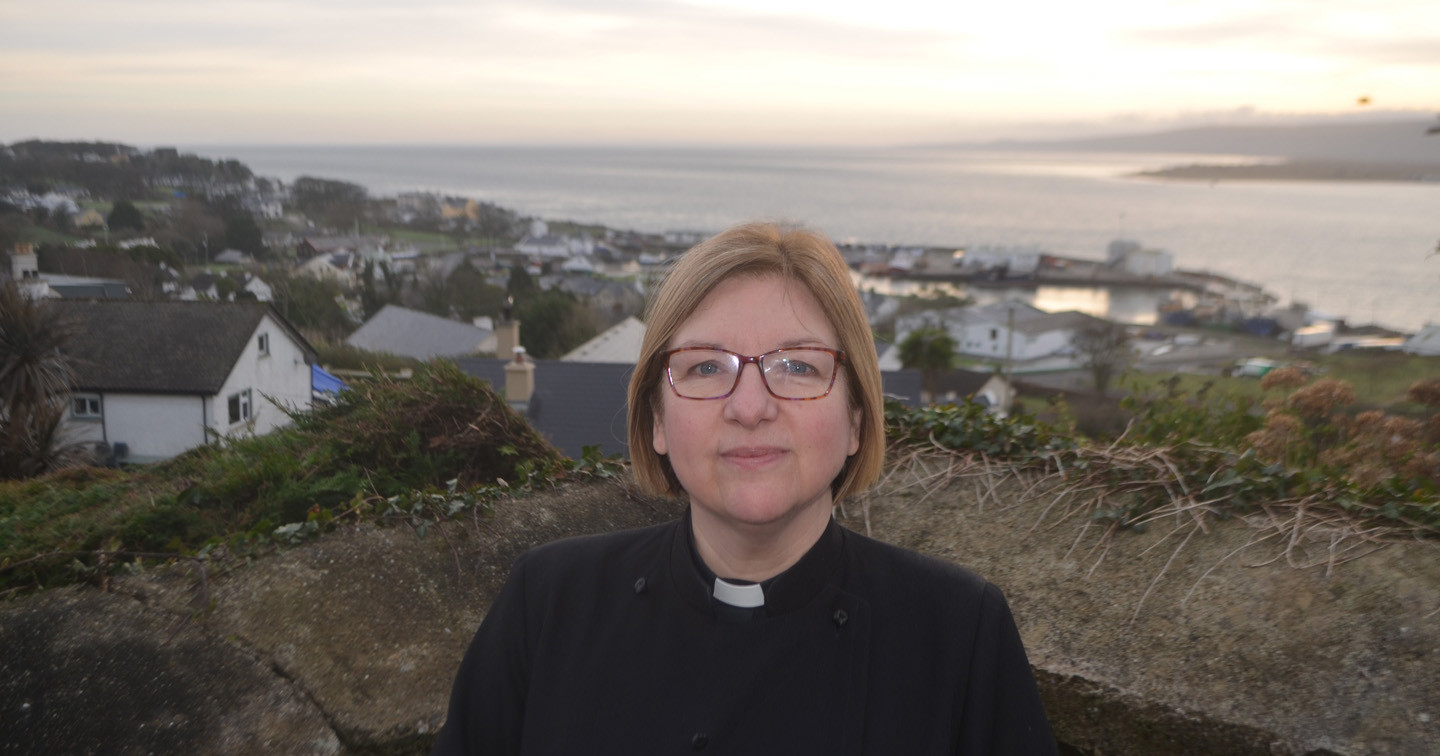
[561,316,647,363]
[932,368,1004,397]
[52,300,315,394]
[1009,310,1106,336]
[962,301,1050,326]
[456,357,635,459]
[455,357,922,461]
[346,304,494,361]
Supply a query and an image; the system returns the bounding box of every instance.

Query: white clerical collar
[712,578,765,608]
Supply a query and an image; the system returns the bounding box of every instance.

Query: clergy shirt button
[832,609,848,628]
[633,577,648,595]
[691,732,709,750]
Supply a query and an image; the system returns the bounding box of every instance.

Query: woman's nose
[723,362,778,425]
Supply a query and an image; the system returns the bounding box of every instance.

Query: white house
[515,233,580,258]
[1107,239,1174,277]
[54,300,316,463]
[241,274,273,302]
[896,301,1108,368]
[1402,324,1440,356]
[295,251,359,286]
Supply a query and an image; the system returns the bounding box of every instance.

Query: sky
[2,0,1437,146]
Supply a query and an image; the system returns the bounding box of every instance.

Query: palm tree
[0,280,79,478]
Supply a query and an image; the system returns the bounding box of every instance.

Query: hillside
[977,118,1440,165]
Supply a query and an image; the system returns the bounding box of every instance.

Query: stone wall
[2,475,1435,754]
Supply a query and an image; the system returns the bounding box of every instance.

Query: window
[989,328,998,340]
[72,394,102,419]
[227,389,252,424]
[257,333,270,356]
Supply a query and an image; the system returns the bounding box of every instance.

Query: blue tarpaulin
[312,364,347,395]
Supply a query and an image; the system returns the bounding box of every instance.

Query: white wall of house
[206,315,313,441]
[80,393,210,462]
[955,321,1076,362]
[1402,325,1440,356]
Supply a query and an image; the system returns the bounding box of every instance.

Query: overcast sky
[2,0,1437,146]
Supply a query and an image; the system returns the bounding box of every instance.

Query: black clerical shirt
[432,514,1056,755]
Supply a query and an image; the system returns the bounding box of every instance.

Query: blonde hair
[626,221,885,505]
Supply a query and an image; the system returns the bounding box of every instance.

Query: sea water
[192,144,1440,332]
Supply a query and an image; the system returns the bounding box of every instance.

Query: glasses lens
[761,349,838,399]
[667,349,740,399]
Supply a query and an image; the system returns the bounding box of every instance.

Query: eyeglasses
[662,347,846,401]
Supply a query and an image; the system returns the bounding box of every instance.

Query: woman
[432,222,1056,755]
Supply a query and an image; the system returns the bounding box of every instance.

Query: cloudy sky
[2,0,1436,146]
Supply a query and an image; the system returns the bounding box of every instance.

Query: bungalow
[53,300,316,463]
[7,245,127,299]
[898,302,1107,368]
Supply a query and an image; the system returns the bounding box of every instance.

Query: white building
[1107,239,1174,277]
[54,301,316,463]
[1402,324,1440,356]
[896,301,1109,367]
[955,245,1043,276]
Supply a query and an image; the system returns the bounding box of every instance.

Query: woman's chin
[694,489,831,530]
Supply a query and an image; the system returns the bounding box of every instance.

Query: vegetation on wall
[885,369,1440,544]
[0,362,620,597]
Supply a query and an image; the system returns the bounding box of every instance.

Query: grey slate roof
[455,357,922,461]
[346,304,494,361]
[51,300,315,394]
[932,368,1002,397]
[456,357,635,459]
[1009,310,1107,336]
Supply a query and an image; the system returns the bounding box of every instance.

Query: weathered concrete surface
[854,477,1440,755]
[0,480,678,756]
[2,474,1436,754]
[0,587,341,755]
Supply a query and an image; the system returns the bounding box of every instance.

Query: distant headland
[964,117,1440,184]
[1131,160,1440,183]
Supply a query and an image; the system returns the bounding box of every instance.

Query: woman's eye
[693,361,721,376]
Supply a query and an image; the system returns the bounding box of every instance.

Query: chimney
[505,346,535,405]
[495,319,521,359]
[10,243,38,280]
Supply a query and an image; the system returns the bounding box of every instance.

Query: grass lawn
[1314,351,1440,410]
[20,225,83,245]
[378,226,456,247]
[1120,351,1438,411]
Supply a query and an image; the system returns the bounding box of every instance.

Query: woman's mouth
[720,446,787,467]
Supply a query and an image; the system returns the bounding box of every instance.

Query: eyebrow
[669,338,833,352]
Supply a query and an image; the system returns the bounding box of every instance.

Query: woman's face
[652,274,861,530]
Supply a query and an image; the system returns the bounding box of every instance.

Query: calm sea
[193,144,1440,332]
